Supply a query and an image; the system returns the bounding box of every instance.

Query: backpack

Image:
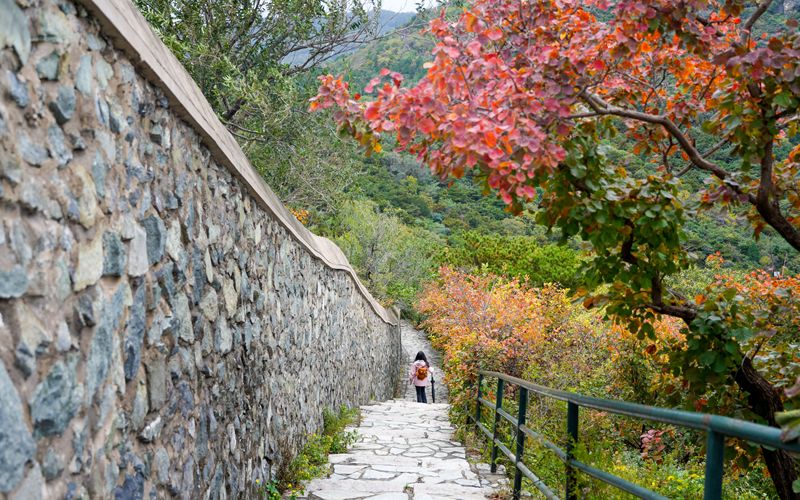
[415,365,428,380]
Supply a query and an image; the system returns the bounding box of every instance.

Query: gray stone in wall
[0,360,36,492]
[173,293,193,343]
[123,283,146,381]
[128,224,149,277]
[1,155,22,186]
[191,245,205,304]
[75,293,96,328]
[9,463,43,500]
[18,131,48,166]
[165,220,182,261]
[142,213,165,264]
[114,471,144,500]
[103,231,126,277]
[214,317,232,354]
[6,301,51,378]
[19,178,62,220]
[42,447,64,481]
[29,359,80,437]
[48,85,76,125]
[9,222,30,266]
[55,321,71,352]
[36,51,60,80]
[146,354,167,411]
[156,263,175,306]
[55,258,71,301]
[75,54,93,96]
[92,151,108,199]
[86,284,127,402]
[38,7,73,45]
[199,289,218,322]
[6,71,29,108]
[0,0,31,65]
[131,379,148,430]
[139,415,162,443]
[0,265,27,298]
[48,125,72,167]
[95,58,113,90]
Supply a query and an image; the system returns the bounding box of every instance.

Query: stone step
[300,400,504,500]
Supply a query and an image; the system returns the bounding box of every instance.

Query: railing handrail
[480,370,800,452]
[472,370,800,500]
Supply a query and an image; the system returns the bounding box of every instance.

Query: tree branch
[580,91,731,180]
[743,0,774,34]
[755,140,800,252]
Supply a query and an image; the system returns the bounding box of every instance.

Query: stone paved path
[400,322,448,404]
[300,400,506,499]
[300,322,506,499]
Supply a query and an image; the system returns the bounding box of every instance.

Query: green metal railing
[470,370,800,500]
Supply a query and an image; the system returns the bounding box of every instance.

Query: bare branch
[743,0,774,34]
[580,91,732,180]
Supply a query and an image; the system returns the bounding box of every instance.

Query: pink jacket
[409,360,433,387]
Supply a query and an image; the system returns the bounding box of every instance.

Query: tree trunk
[735,357,800,499]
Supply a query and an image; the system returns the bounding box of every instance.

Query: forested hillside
[140,0,800,496]
[138,0,800,313]
[312,0,800,497]
[328,1,800,279]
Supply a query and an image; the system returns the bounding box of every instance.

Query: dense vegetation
[256,406,360,499]
[314,0,800,496]
[140,0,800,497]
[419,267,782,497]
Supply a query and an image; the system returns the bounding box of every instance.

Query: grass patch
[256,405,360,498]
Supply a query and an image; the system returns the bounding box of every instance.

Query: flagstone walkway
[399,321,448,404]
[300,400,506,499]
[301,323,507,499]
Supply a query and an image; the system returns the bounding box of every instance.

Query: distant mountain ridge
[282,9,415,66]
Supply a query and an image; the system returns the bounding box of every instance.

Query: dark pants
[415,386,427,403]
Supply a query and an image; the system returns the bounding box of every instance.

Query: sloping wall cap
[77,0,398,325]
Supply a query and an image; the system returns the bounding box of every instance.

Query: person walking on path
[409,351,433,403]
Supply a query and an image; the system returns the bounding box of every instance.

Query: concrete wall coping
[76,0,398,325]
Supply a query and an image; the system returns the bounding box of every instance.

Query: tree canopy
[312,0,800,495]
[137,0,385,213]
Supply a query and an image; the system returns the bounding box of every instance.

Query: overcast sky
[379,0,431,12]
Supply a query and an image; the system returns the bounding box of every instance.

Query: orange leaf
[484,131,497,148]
[365,104,380,121]
[465,12,478,32]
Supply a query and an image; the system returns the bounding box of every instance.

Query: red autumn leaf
[486,27,503,41]
[419,117,436,134]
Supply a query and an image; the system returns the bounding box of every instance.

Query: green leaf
[773,91,796,109]
[700,351,717,366]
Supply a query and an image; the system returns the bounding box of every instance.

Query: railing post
[513,387,528,500]
[565,401,579,500]
[490,377,505,473]
[474,372,484,430]
[703,431,725,500]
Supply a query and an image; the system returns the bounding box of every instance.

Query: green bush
[274,406,360,497]
[442,231,584,288]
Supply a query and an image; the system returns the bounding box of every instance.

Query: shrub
[275,406,360,497]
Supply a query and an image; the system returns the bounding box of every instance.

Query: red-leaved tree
[311,0,800,495]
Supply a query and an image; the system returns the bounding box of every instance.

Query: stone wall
[0,0,402,497]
